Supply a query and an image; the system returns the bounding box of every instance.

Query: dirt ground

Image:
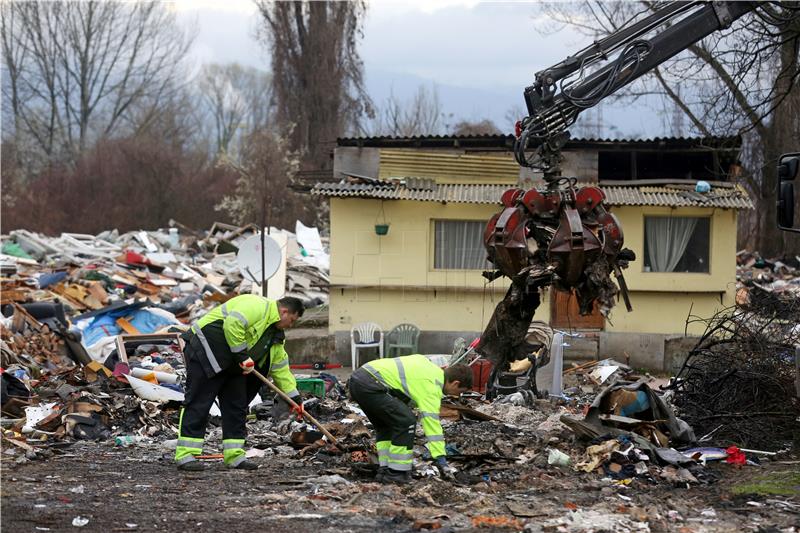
[2,438,798,533]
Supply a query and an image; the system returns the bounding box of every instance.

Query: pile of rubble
[1,220,329,315]
[0,220,330,459]
[736,251,800,319]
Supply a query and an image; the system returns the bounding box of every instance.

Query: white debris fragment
[72,516,90,527]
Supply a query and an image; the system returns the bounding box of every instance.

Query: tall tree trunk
[760,18,800,257]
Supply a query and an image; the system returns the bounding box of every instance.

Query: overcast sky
[174,1,670,138]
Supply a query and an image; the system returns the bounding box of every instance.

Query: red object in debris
[725,445,747,466]
[124,250,150,266]
[471,359,493,394]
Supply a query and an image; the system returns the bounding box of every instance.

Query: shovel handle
[251,369,339,446]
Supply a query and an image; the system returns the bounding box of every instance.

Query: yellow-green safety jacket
[363,354,446,458]
[191,294,298,398]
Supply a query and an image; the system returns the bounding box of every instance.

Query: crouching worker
[349,354,472,484]
[175,295,304,471]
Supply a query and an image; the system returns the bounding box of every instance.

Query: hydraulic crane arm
[516,1,756,176]
[477,1,770,396]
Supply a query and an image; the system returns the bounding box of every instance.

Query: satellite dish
[237,233,282,284]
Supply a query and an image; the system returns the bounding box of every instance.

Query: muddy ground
[2,438,798,533]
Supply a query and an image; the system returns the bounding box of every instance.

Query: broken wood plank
[116,318,141,335]
[563,360,599,375]
[440,401,499,421]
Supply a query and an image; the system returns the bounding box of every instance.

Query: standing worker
[175,294,304,471]
[349,354,472,484]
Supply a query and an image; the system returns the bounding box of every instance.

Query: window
[598,150,718,181]
[433,220,489,269]
[644,216,710,273]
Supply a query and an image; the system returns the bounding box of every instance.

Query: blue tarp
[82,306,179,348]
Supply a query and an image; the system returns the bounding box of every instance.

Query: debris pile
[0,221,330,459]
[736,251,800,320]
[667,305,800,450]
[1,220,330,315]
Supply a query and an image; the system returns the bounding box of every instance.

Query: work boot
[233,459,259,471]
[381,468,412,485]
[177,461,206,472]
[375,466,388,482]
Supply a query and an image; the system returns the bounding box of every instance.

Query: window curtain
[434,220,486,269]
[645,217,698,272]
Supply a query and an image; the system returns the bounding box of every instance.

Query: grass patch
[731,470,800,497]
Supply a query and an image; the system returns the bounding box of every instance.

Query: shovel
[251,369,339,448]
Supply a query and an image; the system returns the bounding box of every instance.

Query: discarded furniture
[385,323,421,357]
[350,322,383,369]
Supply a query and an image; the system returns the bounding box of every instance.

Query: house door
[550,288,605,330]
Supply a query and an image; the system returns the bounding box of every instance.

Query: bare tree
[216,127,306,230]
[451,119,501,136]
[539,2,800,256]
[253,1,372,173]
[368,84,447,136]
[1,1,193,166]
[505,104,526,133]
[197,63,273,156]
[126,83,206,155]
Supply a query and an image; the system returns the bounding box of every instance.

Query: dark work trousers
[181,346,248,441]
[245,373,263,405]
[349,368,416,449]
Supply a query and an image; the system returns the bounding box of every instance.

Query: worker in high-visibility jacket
[174,295,304,471]
[349,354,473,484]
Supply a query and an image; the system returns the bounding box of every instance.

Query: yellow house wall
[329,198,738,337]
[330,197,507,288]
[328,287,550,334]
[604,205,738,335]
[613,206,737,292]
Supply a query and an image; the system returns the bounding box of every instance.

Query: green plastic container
[296,378,326,398]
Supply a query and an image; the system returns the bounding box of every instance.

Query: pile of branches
[667,303,800,451]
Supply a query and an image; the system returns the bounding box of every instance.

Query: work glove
[239,357,255,374]
[290,402,305,420]
[434,456,456,480]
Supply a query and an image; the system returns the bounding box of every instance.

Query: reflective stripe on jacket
[193,294,298,398]
[363,354,446,458]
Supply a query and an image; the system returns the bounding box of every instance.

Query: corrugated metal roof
[337,134,742,150]
[312,181,508,204]
[602,186,753,209]
[311,180,754,209]
[379,149,519,182]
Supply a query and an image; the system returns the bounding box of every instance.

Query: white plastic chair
[350,322,384,369]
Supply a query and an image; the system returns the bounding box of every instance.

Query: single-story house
[311,134,752,371]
